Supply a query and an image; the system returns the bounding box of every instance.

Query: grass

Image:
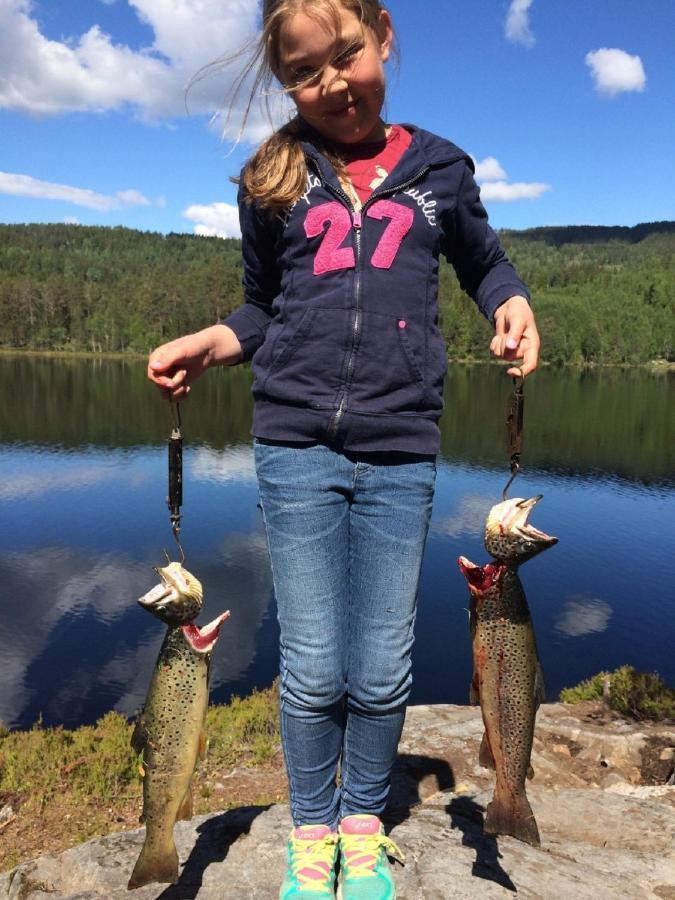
[0,685,280,812]
[560,666,675,721]
[206,686,280,767]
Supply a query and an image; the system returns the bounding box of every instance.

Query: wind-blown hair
[194,0,394,212]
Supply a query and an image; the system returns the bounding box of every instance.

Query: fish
[127,563,229,890]
[457,495,557,847]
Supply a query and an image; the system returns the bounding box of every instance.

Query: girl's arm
[148,181,282,401]
[444,162,540,375]
[148,324,242,402]
[220,182,283,361]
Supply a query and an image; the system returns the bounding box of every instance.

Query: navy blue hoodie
[224,125,529,455]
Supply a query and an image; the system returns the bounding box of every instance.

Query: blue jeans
[254,440,436,828]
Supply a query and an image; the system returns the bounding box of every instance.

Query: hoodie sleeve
[443,161,530,323]
[221,183,282,362]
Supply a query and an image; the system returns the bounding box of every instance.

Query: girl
[148,1,540,897]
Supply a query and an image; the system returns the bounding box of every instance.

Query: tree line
[0,221,672,365]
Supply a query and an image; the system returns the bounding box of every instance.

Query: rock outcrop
[2,703,674,899]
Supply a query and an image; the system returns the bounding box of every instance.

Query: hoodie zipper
[309,160,430,439]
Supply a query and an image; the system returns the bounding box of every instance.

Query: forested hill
[0,221,673,365]
[501,220,675,247]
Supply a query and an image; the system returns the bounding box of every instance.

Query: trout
[127,563,229,890]
[457,496,557,847]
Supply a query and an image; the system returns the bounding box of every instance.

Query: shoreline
[2,697,674,881]
[0,347,672,371]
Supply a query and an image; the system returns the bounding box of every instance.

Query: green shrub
[0,685,280,808]
[560,666,674,720]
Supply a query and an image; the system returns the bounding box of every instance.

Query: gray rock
[2,704,675,899]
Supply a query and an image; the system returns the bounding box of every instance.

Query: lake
[0,355,672,731]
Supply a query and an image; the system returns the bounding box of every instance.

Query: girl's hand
[147,325,242,401]
[490,296,540,377]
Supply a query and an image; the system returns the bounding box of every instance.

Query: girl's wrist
[205,323,243,367]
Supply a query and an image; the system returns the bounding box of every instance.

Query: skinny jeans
[254,440,436,828]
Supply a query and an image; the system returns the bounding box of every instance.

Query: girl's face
[277,5,393,145]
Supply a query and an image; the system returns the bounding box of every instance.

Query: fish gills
[461,558,542,847]
[127,626,210,890]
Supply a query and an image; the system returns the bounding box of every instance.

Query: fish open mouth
[495,496,557,544]
[457,557,505,592]
[181,611,230,655]
[137,562,203,612]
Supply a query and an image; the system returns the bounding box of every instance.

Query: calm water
[0,356,673,730]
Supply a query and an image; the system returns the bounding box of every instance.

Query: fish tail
[127,836,179,890]
[484,786,540,847]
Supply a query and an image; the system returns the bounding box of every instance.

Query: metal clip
[166,402,185,563]
[502,371,524,500]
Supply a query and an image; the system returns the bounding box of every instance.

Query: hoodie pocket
[349,312,426,414]
[255,307,351,405]
[265,308,316,376]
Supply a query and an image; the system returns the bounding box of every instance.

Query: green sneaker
[279,824,339,898]
[338,815,404,900]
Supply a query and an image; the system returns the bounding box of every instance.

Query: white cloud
[0,171,152,211]
[0,0,276,136]
[472,157,550,203]
[64,216,80,225]
[183,202,242,239]
[473,156,508,182]
[585,48,647,98]
[505,0,535,48]
[479,180,550,202]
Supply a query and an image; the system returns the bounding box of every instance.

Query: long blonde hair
[203,0,395,212]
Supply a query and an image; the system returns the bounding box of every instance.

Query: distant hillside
[0,221,673,364]
[500,221,675,246]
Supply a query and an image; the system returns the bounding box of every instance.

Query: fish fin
[534,662,546,710]
[527,765,535,781]
[127,838,179,890]
[176,783,193,821]
[198,730,208,761]
[484,786,540,847]
[469,670,480,706]
[479,733,495,770]
[130,716,147,755]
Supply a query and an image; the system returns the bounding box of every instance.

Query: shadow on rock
[384,752,456,828]
[447,796,516,893]
[158,805,271,900]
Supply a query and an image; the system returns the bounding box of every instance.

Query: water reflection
[431,494,493,538]
[0,357,673,729]
[556,596,613,637]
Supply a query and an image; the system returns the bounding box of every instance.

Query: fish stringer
[166,400,186,564]
[503,371,524,501]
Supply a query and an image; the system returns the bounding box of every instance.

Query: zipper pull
[353,210,362,230]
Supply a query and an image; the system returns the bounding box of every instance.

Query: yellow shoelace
[290,833,339,889]
[340,833,405,878]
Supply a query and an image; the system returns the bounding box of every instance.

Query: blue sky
[1,0,673,236]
